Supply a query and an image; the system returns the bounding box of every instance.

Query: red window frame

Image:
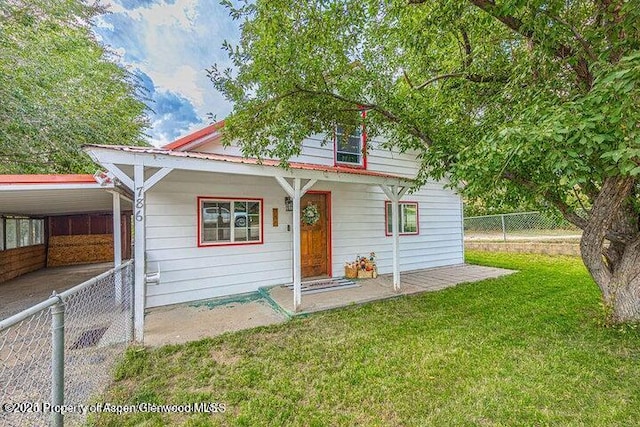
[334,110,367,169]
[384,201,420,236]
[197,196,264,247]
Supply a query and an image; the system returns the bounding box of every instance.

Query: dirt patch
[210,347,241,366]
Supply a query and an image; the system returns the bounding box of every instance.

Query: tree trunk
[578,176,640,324]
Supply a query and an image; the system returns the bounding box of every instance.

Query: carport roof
[0,174,131,217]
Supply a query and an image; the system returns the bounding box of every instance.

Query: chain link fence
[0,260,134,426]
[464,211,582,242]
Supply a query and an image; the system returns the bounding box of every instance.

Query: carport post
[51,293,64,427]
[112,192,122,304]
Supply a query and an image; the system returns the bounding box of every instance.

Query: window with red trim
[385,201,419,235]
[335,110,366,167]
[199,198,262,246]
[335,125,364,166]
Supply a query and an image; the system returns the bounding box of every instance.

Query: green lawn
[91,252,640,426]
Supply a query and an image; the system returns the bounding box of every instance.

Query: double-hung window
[199,197,263,246]
[385,201,419,235]
[335,125,365,167]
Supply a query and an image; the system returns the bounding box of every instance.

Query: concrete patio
[144,263,515,346]
[266,263,516,315]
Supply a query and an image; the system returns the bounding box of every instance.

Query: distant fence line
[0,260,134,427]
[464,211,582,242]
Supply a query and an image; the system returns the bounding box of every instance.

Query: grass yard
[91,252,640,426]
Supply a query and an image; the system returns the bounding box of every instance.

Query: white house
[84,120,464,340]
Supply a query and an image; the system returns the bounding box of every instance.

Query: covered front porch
[84,144,417,341]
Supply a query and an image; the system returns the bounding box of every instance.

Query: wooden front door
[301,192,329,278]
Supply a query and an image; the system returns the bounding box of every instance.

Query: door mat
[285,278,359,295]
[70,326,108,350]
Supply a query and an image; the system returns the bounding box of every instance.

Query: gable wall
[192,134,420,178]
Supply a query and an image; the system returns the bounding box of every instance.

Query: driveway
[0,263,113,320]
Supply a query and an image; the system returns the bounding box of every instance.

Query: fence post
[501,214,507,242]
[51,293,65,427]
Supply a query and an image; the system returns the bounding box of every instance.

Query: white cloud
[95,0,239,144]
[146,65,205,106]
[126,0,200,28]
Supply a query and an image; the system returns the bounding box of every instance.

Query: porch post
[380,184,409,292]
[391,188,400,291]
[133,165,145,342]
[292,178,302,310]
[112,192,122,304]
[275,176,317,312]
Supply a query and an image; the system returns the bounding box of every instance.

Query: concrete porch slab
[143,294,288,347]
[266,264,516,315]
[143,264,514,347]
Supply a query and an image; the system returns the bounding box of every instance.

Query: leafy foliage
[0,0,149,174]
[211,0,640,322]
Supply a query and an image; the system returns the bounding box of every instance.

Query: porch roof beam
[102,163,134,190]
[85,147,412,187]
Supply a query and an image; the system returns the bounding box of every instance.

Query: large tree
[211,0,640,323]
[0,0,148,173]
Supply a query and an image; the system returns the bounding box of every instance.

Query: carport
[0,174,132,296]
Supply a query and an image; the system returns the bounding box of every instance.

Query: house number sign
[135,187,144,222]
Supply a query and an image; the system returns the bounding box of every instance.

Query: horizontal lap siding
[318,181,463,278]
[194,135,419,174]
[146,137,463,307]
[144,172,292,308]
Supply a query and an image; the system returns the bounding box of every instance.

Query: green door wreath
[302,204,320,225]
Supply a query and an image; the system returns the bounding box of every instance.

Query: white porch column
[292,178,302,309]
[133,164,145,342]
[380,184,409,291]
[391,191,400,291]
[96,164,172,342]
[112,192,122,304]
[275,176,317,312]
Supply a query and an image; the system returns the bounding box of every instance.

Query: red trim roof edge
[162,120,225,151]
[0,174,98,185]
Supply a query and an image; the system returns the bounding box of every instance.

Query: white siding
[144,169,463,308]
[194,134,419,178]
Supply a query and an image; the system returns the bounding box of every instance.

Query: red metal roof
[86,145,413,181]
[162,120,225,151]
[0,174,98,185]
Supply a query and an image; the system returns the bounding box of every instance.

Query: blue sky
[94,0,240,146]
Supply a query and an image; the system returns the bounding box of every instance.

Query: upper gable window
[335,125,364,166]
[335,109,366,168]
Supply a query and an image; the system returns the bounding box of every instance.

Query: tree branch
[467,0,593,89]
[543,11,598,62]
[461,27,473,68]
[293,85,435,147]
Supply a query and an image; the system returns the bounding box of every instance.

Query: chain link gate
[0,260,134,426]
